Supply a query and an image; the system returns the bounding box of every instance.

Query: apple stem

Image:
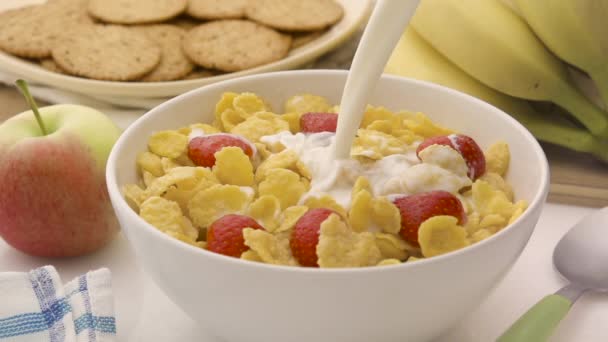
[15,79,48,136]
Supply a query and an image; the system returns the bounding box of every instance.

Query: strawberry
[206,214,264,258]
[416,134,486,179]
[300,112,338,133]
[290,208,334,267]
[188,134,254,167]
[393,190,466,246]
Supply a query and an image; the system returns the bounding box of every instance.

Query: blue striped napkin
[0,266,116,341]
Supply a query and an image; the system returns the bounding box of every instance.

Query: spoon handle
[332,0,420,159]
[496,294,572,342]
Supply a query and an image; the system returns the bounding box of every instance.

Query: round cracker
[133,25,195,82]
[52,25,161,81]
[183,20,291,72]
[88,0,187,24]
[0,2,93,58]
[168,16,203,31]
[245,0,344,31]
[40,58,67,74]
[186,0,247,20]
[182,68,218,80]
[291,30,325,49]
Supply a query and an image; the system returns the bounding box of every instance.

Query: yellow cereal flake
[137,151,164,177]
[214,92,238,129]
[254,142,272,161]
[144,167,206,198]
[317,214,382,268]
[464,212,481,236]
[233,92,269,115]
[352,176,373,197]
[140,196,197,239]
[248,195,281,232]
[371,197,401,234]
[472,180,516,219]
[485,141,510,176]
[480,172,514,201]
[161,167,219,211]
[255,149,311,182]
[160,157,181,173]
[366,120,393,134]
[188,184,253,228]
[348,190,372,232]
[175,153,195,167]
[418,216,470,258]
[403,112,455,138]
[509,200,528,225]
[418,144,469,177]
[122,183,145,211]
[243,228,298,266]
[479,214,506,229]
[231,112,290,142]
[351,129,408,159]
[148,130,188,158]
[183,123,221,136]
[280,112,301,133]
[276,205,308,233]
[258,169,307,209]
[142,170,156,188]
[406,256,422,262]
[241,249,263,262]
[303,195,347,218]
[377,259,401,266]
[284,94,331,114]
[469,228,492,243]
[212,147,254,186]
[360,106,397,128]
[165,230,206,249]
[221,108,246,132]
[375,233,409,260]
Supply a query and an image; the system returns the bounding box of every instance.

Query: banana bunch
[384,0,608,161]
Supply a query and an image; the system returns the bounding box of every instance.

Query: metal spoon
[498,206,608,342]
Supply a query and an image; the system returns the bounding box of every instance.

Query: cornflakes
[317,214,382,268]
[377,259,401,266]
[280,112,301,133]
[122,183,145,211]
[148,130,188,158]
[248,195,281,232]
[485,141,510,176]
[160,157,181,174]
[284,94,331,114]
[221,108,246,132]
[231,112,290,142]
[188,184,253,228]
[403,112,455,138]
[371,197,401,234]
[255,149,311,182]
[375,233,409,260]
[275,205,308,233]
[258,168,307,209]
[349,190,372,232]
[140,196,198,239]
[352,129,408,159]
[480,172,514,201]
[243,228,298,266]
[418,216,469,258]
[137,151,164,177]
[233,92,269,115]
[213,147,254,186]
[302,195,347,218]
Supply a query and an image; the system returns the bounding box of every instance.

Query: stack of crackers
[0,0,344,82]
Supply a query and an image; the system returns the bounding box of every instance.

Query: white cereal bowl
[106,70,549,342]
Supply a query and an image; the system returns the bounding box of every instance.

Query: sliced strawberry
[300,112,338,133]
[393,190,466,246]
[188,134,254,167]
[206,214,264,258]
[290,208,334,267]
[416,134,486,179]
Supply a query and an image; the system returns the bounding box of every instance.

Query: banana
[514,0,608,109]
[410,0,608,139]
[384,27,608,161]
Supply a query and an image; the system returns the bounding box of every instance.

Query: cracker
[133,25,195,82]
[187,0,247,20]
[245,0,343,32]
[40,59,67,74]
[182,68,218,80]
[52,25,161,81]
[88,0,187,24]
[291,30,325,49]
[183,20,291,72]
[168,16,203,31]
[0,1,93,58]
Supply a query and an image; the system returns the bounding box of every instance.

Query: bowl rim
[106,69,550,274]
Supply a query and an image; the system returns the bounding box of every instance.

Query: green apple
[0,80,121,257]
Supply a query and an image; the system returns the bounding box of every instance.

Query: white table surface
[1,203,606,342]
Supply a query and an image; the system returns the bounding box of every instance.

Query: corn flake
[248,195,281,232]
[212,147,254,186]
[243,228,298,266]
[255,149,311,182]
[284,94,331,114]
[161,157,181,174]
[480,172,514,201]
[348,190,372,232]
[371,197,401,234]
[233,92,269,115]
[137,151,164,177]
[254,142,272,161]
[213,92,238,129]
[469,228,492,243]
[352,176,373,197]
[317,214,382,268]
[375,233,409,260]
[221,108,246,132]
[165,230,206,249]
[485,141,510,176]
[419,144,469,177]
[188,184,253,228]
[360,106,397,128]
[472,180,515,219]
[275,205,308,233]
[122,183,145,211]
[241,249,263,262]
[231,112,289,142]
[148,130,188,158]
[179,123,221,136]
[280,112,301,133]
[418,216,469,258]
[258,168,307,209]
[403,112,455,138]
[140,196,197,238]
[509,201,528,224]
[142,170,156,188]
[303,195,347,218]
[377,259,401,266]
[351,129,408,159]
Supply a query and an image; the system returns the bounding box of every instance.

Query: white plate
[0,0,372,99]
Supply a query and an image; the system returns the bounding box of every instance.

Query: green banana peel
[384,27,608,162]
